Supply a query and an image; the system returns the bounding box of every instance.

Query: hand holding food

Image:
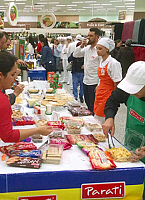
[13,84,24,97]
[37,125,53,136]
[102,118,115,137]
[130,147,145,162]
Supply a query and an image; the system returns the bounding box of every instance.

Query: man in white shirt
[73,28,101,113]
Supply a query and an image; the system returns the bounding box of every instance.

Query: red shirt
[37,42,42,53]
[0,91,20,143]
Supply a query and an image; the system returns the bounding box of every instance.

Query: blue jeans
[54,56,61,74]
[72,73,84,100]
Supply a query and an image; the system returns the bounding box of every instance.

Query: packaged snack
[85,123,102,132]
[68,106,92,116]
[27,99,36,108]
[12,116,35,126]
[66,134,98,145]
[93,132,106,142]
[22,116,35,125]
[0,145,14,156]
[67,100,81,107]
[106,147,131,162]
[6,156,42,168]
[50,138,72,150]
[47,121,65,130]
[42,144,63,164]
[28,88,39,94]
[49,128,64,139]
[31,134,43,143]
[89,148,116,170]
[76,141,96,149]
[9,150,42,158]
[12,110,23,118]
[13,142,37,150]
[65,120,81,134]
[60,116,84,126]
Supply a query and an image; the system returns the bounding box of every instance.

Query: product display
[107,147,131,162]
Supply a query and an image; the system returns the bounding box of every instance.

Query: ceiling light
[37,2,48,4]
[126,5,135,7]
[123,0,135,1]
[16,0,27,1]
[0,6,5,7]
[67,5,77,6]
[125,2,135,4]
[67,8,76,10]
[56,5,66,6]
[101,4,112,5]
[35,4,44,7]
[4,0,14,1]
[83,6,92,8]
[49,2,59,4]
[72,1,84,3]
[110,0,122,2]
[15,3,25,4]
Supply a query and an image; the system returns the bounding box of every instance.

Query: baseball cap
[76,34,82,41]
[97,37,115,52]
[67,36,72,40]
[117,61,145,94]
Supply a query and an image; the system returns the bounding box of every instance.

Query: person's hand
[130,147,145,162]
[37,54,41,58]
[80,38,88,48]
[81,65,84,69]
[102,118,115,137]
[17,59,27,66]
[38,125,53,136]
[17,68,21,76]
[95,85,98,92]
[13,84,24,97]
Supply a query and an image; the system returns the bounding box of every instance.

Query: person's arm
[19,126,53,141]
[102,88,130,137]
[73,45,85,58]
[68,53,73,62]
[55,44,62,54]
[41,47,48,65]
[8,93,16,105]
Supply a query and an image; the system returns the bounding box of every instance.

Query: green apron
[125,95,145,163]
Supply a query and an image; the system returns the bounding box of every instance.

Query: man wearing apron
[94,38,122,124]
[102,61,145,198]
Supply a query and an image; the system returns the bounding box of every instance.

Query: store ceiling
[0,0,144,16]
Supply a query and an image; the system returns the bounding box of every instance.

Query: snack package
[93,132,106,142]
[60,116,84,126]
[9,150,42,158]
[106,147,131,162]
[13,142,37,150]
[47,121,65,130]
[49,128,64,139]
[11,110,23,118]
[22,116,35,125]
[42,144,63,165]
[67,100,81,107]
[0,145,14,156]
[31,134,43,143]
[68,106,92,116]
[76,141,97,149]
[12,116,35,126]
[88,148,116,170]
[65,120,81,134]
[50,138,72,150]
[6,156,42,168]
[66,134,98,145]
[85,123,102,132]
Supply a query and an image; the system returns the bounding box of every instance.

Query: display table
[0,104,144,200]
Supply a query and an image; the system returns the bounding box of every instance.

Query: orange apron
[94,63,115,117]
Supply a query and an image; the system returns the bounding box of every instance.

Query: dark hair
[0,52,17,76]
[29,35,35,49]
[41,38,49,46]
[115,39,122,46]
[0,31,5,40]
[3,32,10,42]
[39,34,44,42]
[90,28,101,36]
[125,39,132,47]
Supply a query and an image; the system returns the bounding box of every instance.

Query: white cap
[67,36,72,40]
[76,34,82,41]
[97,37,115,52]
[117,61,145,94]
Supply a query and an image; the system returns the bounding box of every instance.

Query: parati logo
[81,182,125,199]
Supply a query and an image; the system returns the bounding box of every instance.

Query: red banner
[18,195,57,200]
[81,182,125,199]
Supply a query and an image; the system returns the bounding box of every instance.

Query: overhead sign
[118,11,126,20]
[6,2,18,26]
[41,13,56,29]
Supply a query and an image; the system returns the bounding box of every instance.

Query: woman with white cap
[102,61,145,198]
[94,37,122,123]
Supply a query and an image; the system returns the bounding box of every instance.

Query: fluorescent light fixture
[107,8,116,10]
[49,2,59,4]
[126,5,135,7]
[25,5,31,7]
[125,2,135,4]
[72,1,84,3]
[110,0,122,2]
[123,0,135,1]
[56,5,66,6]
[4,0,14,1]
[83,6,92,8]
[0,6,5,7]
[90,4,100,5]
[15,3,25,4]
[16,0,27,1]
[35,4,44,6]
[34,7,43,9]
[67,8,76,10]
[127,7,134,9]
[101,4,112,5]
[67,5,77,6]
[37,2,48,4]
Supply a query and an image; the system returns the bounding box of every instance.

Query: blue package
[9,150,42,158]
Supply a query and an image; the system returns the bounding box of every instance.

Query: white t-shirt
[28,43,34,55]
[73,45,101,85]
[99,55,122,83]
